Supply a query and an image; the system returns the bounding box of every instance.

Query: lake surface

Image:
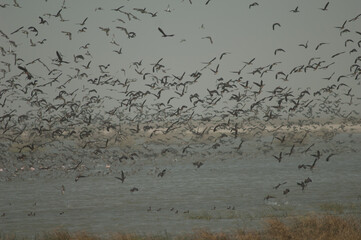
[1,130,361,236]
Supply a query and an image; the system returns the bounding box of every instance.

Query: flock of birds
[0,0,361,220]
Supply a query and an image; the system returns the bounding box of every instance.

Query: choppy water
[0,132,361,236]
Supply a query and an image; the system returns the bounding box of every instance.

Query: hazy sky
[0,0,360,122]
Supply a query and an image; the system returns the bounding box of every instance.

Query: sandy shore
[2,120,360,152]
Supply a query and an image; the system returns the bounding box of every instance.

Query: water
[0,131,361,236]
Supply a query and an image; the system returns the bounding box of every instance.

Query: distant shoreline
[1,120,359,152]
[1,214,360,240]
[11,120,361,139]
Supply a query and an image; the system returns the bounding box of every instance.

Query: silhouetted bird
[115,170,126,183]
[158,27,174,37]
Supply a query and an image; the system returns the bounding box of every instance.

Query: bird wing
[324,2,329,9]
[158,27,166,36]
[272,23,280,30]
[18,65,27,72]
[56,51,62,61]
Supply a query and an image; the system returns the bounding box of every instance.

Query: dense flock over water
[1,0,361,236]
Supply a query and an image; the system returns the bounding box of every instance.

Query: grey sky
[0,0,360,123]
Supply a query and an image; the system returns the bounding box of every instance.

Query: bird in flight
[274,48,285,55]
[157,169,166,177]
[130,187,139,192]
[219,52,230,60]
[158,27,174,37]
[115,170,126,183]
[320,2,329,11]
[290,6,299,13]
[315,42,329,50]
[76,17,88,26]
[113,48,122,54]
[202,36,213,44]
[18,66,33,79]
[335,20,347,30]
[193,161,203,168]
[249,2,259,8]
[56,51,69,64]
[61,31,72,40]
[283,189,290,195]
[38,16,48,25]
[243,57,255,65]
[325,153,335,161]
[273,152,283,162]
[264,195,275,200]
[164,4,172,12]
[272,23,281,30]
[273,181,287,189]
[298,41,308,49]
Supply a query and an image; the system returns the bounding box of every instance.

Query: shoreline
[4,119,361,139]
[0,120,359,156]
[1,214,360,240]
[2,121,360,149]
